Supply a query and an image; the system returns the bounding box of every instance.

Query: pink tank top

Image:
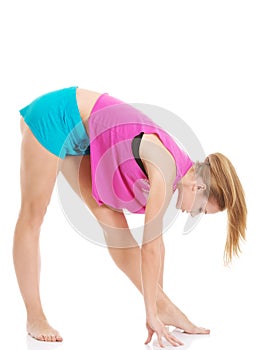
[89,93,193,214]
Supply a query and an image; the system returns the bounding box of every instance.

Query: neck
[178,165,195,186]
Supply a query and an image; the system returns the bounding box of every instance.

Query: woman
[14,87,247,347]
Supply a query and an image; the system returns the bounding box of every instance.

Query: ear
[192,183,206,192]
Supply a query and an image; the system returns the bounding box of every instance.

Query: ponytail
[206,153,247,264]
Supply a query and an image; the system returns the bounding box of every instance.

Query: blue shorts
[19,86,90,159]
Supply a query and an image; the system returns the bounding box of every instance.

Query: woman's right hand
[144,315,184,348]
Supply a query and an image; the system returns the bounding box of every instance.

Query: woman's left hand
[144,315,184,347]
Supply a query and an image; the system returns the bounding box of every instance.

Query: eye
[190,208,203,217]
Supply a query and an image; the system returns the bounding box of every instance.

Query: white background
[0,0,267,349]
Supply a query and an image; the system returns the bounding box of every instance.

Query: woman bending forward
[13,87,247,347]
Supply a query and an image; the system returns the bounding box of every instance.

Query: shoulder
[139,133,176,184]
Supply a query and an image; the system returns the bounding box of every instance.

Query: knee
[18,202,49,230]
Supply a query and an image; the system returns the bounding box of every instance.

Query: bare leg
[61,155,210,334]
[13,120,63,342]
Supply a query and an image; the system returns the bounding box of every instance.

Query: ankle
[156,297,169,311]
[27,317,47,326]
[27,311,47,324]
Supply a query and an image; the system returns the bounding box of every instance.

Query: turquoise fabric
[19,86,90,158]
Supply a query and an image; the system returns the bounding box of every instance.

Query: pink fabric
[89,93,193,214]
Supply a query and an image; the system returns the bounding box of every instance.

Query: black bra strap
[131,132,148,177]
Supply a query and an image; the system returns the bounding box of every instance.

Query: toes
[195,327,211,334]
[56,335,63,342]
[181,325,211,335]
[35,334,45,341]
[47,335,57,342]
[36,334,51,342]
[31,333,63,342]
[203,328,210,334]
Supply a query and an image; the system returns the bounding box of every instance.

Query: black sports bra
[131,132,148,178]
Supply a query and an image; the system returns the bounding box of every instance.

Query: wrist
[146,307,158,320]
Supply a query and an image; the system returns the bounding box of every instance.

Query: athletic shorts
[19,86,90,159]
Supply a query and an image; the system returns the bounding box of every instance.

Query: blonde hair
[197,153,247,264]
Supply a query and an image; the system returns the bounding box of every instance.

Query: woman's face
[176,180,220,216]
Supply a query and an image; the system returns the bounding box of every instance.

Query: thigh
[60,154,138,248]
[20,119,60,212]
[59,155,97,210]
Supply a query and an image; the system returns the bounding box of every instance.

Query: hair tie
[204,157,210,166]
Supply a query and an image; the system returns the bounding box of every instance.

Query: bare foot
[158,301,210,334]
[183,325,210,334]
[27,319,63,342]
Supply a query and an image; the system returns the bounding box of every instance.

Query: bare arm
[139,135,180,347]
[141,168,173,317]
[159,235,165,289]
